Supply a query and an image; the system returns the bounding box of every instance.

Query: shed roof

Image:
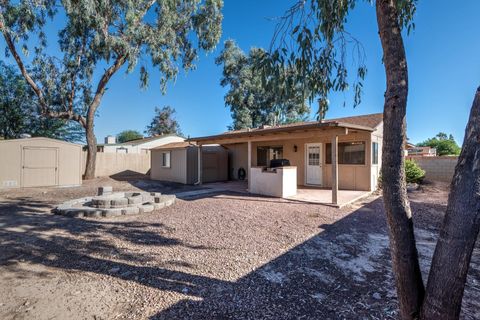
[152,141,197,150]
[0,137,82,147]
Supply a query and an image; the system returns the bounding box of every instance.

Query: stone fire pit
[53,186,175,218]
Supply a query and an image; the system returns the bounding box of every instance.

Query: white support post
[247,140,252,192]
[198,145,203,185]
[331,135,338,205]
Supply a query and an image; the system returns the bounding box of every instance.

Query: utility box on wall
[0,137,83,189]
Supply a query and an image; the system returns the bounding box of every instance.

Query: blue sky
[2,0,479,145]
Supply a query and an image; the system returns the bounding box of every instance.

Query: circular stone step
[53,190,176,219]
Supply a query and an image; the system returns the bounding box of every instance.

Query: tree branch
[1,21,46,109]
[0,20,87,128]
[88,54,127,119]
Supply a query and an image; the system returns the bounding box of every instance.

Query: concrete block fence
[82,152,151,178]
[406,156,458,183]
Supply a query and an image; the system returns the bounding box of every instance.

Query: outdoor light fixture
[294,145,298,152]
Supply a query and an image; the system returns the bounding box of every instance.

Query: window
[308,146,320,166]
[161,151,171,168]
[326,141,366,165]
[372,142,379,165]
[257,146,283,166]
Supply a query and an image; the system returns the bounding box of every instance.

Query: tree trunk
[376,0,425,318]
[420,88,480,319]
[83,114,97,180]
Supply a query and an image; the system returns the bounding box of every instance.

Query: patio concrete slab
[287,188,371,208]
[174,181,249,200]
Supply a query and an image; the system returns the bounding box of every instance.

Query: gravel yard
[0,178,479,319]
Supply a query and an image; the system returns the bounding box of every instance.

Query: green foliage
[418,132,461,156]
[117,130,143,143]
[262,0,417,119]
[216,40,310,130]
[0,62,83,142]
[0,0,223,131]
[405,159,425,184]
[145,106,182,136]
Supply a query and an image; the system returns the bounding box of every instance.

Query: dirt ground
[0,177,479,319]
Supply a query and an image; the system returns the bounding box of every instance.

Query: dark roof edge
[189,122,374,142]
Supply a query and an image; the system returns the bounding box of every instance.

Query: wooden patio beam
[195,127,349,146]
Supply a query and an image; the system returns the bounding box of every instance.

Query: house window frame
[161,151,171,168]
[372,142,379,165]
[256,145,284,167]
[325,141,366,165]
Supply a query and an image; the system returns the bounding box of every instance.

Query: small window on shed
[162,151,171,168]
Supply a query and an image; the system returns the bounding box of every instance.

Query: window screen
[372,142,379,165]
[326,141,366,165]
[308,146,320,165]
[162,151,171,168]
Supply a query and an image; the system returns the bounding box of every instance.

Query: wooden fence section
[82,152,151,177]
[407,156,458,183]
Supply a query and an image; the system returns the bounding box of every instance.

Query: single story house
[96,134,185,154]
[188,113,384,205]
[406,145,437,157]
[0,137,83,188]
[150,142,228,184]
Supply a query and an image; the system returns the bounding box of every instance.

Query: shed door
[22,147,58,187]
[305,143,323,186]
[202,152,218,183]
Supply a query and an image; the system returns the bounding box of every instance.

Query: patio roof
[189,113,382,143]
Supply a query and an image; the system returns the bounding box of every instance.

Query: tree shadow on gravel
[1,193,478,319]
[149,196,479,320]
[0,198,213,271]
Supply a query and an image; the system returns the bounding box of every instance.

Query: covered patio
[189,113,382,207]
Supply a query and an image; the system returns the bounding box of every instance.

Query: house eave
[189,122,373,144]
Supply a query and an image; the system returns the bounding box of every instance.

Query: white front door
[305,143,323,185]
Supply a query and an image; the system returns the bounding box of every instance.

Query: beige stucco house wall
[150,143,228,184]
[218,130,379,191]
[190,113,384,195]
[0,137,82,188]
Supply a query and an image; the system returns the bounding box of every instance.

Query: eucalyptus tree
[266,0,479,319]
[145,105,182,136]
[0,61,83,141]
[0,0,223,178]
[216,40,310,130]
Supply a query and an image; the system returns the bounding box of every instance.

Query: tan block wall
[407,156,458,182]
[85,152,151,178]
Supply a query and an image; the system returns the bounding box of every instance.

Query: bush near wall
[405,159,425,183]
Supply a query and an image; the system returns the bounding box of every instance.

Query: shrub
[405,159,425,183]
